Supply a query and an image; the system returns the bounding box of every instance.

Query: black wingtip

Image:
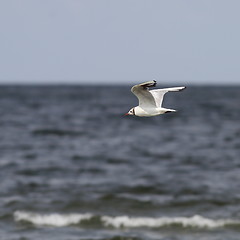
[140,80,157,89]
[178,86,186,91]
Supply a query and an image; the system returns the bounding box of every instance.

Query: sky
[0,0,240,85]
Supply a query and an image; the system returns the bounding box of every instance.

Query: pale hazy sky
[0,0,240,85]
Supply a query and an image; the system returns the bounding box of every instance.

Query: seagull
[125,80,186,117]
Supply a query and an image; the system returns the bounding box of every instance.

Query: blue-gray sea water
[0,85,240,240]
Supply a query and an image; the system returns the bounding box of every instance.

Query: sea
[0,85,240,240]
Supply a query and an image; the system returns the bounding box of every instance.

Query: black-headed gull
[125,80,186,117]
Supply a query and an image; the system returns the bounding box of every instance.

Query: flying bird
[125,80,186,117]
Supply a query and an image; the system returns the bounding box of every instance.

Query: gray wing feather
[149,90,167,107]
[131,81,157,108]
[150,86,186,107]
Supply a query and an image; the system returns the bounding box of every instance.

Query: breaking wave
[14,211,93,227]
[14,211,240,229]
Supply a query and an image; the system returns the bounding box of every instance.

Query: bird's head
[125,107,135,116]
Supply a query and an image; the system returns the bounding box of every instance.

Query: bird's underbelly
[135,107,164,117]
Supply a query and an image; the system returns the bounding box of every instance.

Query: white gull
[125,80,186,117]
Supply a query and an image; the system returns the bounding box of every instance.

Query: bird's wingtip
[179,86,186,91]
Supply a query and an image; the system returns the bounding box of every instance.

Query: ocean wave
[14,211,93,227]
[14,211,240,229]
[102,215,240,229]
[31,128,84,137]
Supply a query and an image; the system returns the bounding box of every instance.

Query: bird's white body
[134,106,176,117]
[126,80,185,117]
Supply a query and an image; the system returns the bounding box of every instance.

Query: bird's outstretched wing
[131,80,157,108]
[150,87,186,107]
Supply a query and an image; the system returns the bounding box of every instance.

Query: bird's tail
[162,108,177,113]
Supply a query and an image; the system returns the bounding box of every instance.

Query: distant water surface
[0,85,240,240]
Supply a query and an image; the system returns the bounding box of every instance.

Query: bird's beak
[124,113,129,116]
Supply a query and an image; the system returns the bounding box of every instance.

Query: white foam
[102,215,240,229]
[14,211,240,229]
[14,211,92,227]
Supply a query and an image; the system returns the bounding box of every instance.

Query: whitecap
[14,211,92,227]
[13,211,240,229]
[102,215,240,229]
